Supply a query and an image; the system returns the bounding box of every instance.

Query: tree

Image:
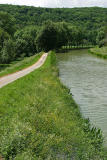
[0,12,16,36]
[96,30,105,47]
[86,30,97,45]
[56,22,69,48]
[14,26,37,57]
[36,21,58,52]
[0,27,10,50]
[0,39,16,63]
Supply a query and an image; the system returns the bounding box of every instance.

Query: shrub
[0,39,16,63]
[14,26,37,57]
[35,21,58,52]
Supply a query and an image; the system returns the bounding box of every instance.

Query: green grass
[0,52,106,159]
[89,46,107,59]
[0,52,43,77]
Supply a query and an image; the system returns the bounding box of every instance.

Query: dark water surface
[57,49,107,145]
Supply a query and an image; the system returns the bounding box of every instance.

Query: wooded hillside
[0,4,107,30]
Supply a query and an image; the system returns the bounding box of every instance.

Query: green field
[0,53,42,77]
[0,52,105,159]
[89,47,107,59]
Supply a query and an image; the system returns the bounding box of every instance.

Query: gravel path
[0,53,48,88]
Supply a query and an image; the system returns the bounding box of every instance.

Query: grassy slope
[0,52,42,77]
[89,47,107,59]
[0,52,105,159]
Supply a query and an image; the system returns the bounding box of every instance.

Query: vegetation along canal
[57,49,107,146]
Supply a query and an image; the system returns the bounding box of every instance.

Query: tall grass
[0,51,106,159]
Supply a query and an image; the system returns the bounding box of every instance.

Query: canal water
[57,49,107,145]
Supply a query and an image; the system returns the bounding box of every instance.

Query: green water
[57,49,107,146]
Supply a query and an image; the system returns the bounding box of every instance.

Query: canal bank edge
[89,47,107,59]
[53,51,106,159]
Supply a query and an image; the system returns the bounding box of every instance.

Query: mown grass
[89,46,107,59]
[0,52,43,77]
[0,52,106,159]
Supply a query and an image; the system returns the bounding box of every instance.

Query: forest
[0,4,107,64]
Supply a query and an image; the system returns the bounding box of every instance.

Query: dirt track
[0,53,48,88]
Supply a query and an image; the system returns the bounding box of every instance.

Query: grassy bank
[89,47,107,59]
[0,52,106,159]
[0,52,43,77]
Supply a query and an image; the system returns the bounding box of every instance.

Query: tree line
[0,7,107,64]
[0,4,107,30]
[0,4,107,45]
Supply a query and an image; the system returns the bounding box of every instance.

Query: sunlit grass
[90,46,107,59]
[0,52,105,159]
[0,52,43,77]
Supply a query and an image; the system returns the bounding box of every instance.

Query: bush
[0,27,10,51]
[0,11,16,36]
[0,39,16,63]
[15,39,28,57]
[14,26,37,57]
[99,40,105,48]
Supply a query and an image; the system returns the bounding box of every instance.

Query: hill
[0,4,107,30]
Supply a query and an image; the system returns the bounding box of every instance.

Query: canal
[57,49,107,146]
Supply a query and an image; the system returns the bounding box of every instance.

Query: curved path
[0,53,48,88]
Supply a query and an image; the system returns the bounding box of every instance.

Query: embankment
[0,51,106,159]
[89,47,107,59]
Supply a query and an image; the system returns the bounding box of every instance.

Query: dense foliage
[0,4,107,30]
[0,4,106,63]
[36,21,69,52]
[0,11,16,35]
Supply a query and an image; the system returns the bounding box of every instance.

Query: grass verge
[89,47,107,59]
[0,52,43,77]
[0,51,106,159]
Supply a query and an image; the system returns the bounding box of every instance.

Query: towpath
[0,53,48,88]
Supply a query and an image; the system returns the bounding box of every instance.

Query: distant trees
[36,21,58,52]
[0,4,107,48]
[36,21,70,52]
[0,4,107,33]
[0,39,16,63]
[0,12,16,36]
[0,15,103,64]
[73,28,84,46]
[14,26,37,57]
[0,28,10,49]
[96,27,107,48]
[0,6,107,64]
[0,12,16,63]
[56,22,69,48]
